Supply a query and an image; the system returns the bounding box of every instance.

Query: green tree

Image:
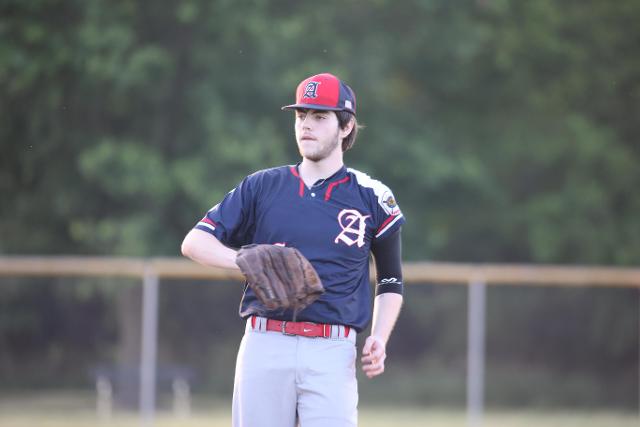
[1,0,638,407]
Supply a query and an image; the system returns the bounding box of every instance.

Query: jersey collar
[289,164,350,200]
[290,163,348,186]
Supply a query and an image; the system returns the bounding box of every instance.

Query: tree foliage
[1,0,638,406]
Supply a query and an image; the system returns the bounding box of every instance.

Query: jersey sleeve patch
[380,190,400,216]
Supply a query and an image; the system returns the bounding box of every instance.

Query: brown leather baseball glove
[236,244,324,312]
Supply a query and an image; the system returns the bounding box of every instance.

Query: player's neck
[299,152,344,188]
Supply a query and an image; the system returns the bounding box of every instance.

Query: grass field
[0,392,637,427]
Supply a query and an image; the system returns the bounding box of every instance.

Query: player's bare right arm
[181,229,240,270]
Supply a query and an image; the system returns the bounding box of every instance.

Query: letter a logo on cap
[282,73,356,115]
[302,81,320,99]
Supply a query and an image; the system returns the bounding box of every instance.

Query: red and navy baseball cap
[282,73,356,115]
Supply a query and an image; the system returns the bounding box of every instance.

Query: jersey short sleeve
[194,175,257,248]
[348,168,406,241]
[372,184,405,240]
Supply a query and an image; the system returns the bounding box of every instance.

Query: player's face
[294,109,342,162]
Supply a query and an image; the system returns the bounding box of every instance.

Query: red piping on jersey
[376,214,397,235]
[202,217,217,227]
[289,166,305,197]
[324,176,350,201]
[251,315,256,329]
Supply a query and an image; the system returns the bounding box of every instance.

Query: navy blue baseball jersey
[194,164,405,332]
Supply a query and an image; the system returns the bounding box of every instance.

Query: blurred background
[1,0,639,425]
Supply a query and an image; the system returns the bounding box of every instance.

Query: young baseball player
[182,72,405,427]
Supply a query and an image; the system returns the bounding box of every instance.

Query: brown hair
[336,111,362,152]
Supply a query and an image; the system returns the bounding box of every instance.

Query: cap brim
[281,103,345,112]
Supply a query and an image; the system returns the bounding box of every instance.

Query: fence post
[140,265,159,427]
[172,377,192,419]
[467,278,486,427]
[96,375,112,421]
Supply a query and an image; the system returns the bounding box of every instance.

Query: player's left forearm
[370,293,403,344]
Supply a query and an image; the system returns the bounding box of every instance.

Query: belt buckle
[281,321,296,336]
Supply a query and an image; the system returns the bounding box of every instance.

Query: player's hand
[361,335,387,378]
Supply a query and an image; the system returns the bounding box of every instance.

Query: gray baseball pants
[232,317,358,427]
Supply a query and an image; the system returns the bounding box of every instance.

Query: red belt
[251,316,350,338]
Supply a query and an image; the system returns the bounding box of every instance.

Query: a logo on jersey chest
[334,209,369,248]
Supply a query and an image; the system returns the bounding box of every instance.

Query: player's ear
[339,115,355,139]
